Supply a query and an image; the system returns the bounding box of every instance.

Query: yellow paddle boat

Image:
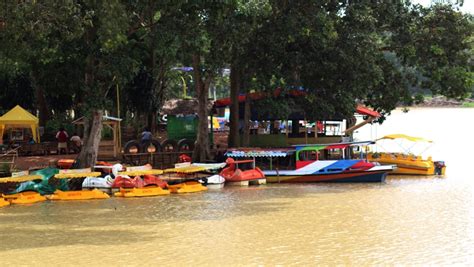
[368,134,446,175]
[168,181,208,194]
[0,197,10,207]
[3,191,47,204]
[49,168,109,200]
[48,189,109,200]
[114,187,170,197]
[0,172,46,205]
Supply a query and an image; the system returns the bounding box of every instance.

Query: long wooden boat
[227,141,395,183]
[367,134,446,175]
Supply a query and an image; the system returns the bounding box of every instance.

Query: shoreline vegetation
[412,96,474,108]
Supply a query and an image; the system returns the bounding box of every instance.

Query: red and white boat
[220,158,265,184]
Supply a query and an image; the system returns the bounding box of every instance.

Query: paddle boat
[162,163,223,193]
[201,174,226,189]
[82,163,123,193]
[169,162,226,189]
[48,168,110,200]
[48,189,109,200]
[116,163,207,197]
[219,158,265,186]
[226,141,395,183]
[0,196,10,207]
[114,186,170,197]
[0,172,47,204]
[367,134,446,175]
[168,181,208,193]
[113,165,171,197]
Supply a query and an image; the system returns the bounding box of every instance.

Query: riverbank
[413,96,474,107]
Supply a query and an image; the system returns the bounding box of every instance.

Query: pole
[210,112,214,149]
[116,83,121,150]
[304,118,308,144]
[180,76,187,98]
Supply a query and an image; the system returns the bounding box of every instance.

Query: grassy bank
[462,102,474,108]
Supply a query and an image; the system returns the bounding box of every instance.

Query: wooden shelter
[72,115,122,159]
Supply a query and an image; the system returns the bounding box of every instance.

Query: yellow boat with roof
[367,134,446,175]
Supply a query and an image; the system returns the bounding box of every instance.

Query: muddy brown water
[0,108,473,265]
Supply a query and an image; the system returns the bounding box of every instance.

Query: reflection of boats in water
[227,141,394,183]
[367,134,446,175]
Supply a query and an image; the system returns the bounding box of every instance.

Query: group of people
[56,127,82,154]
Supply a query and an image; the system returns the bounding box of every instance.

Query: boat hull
[368,153,446,175]
[168,181,208,194]
[3,191,47,204]
[0,197,10,207]
[265,170,388,183]
[48,189,110,200]
[114,187,170,197]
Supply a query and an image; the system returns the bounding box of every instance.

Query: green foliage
[0,0,472,142]
[462,102,474,107]
[0,74,35,112]
[43,115,74,141]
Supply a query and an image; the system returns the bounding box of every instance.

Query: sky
[412,0,474,14]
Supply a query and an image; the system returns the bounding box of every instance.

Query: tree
[123,1,184,132]
[176,1,234,161]
[0,1,84,125]
[76,0,138,168]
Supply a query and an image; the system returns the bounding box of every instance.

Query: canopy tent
[0,105,40,143]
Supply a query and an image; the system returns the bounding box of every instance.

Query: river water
[1,108,473,265]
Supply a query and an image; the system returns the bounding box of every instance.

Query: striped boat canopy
[293,141,374,151]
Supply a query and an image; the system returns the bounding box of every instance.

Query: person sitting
[28,136,36,144]
[70,133,82,153]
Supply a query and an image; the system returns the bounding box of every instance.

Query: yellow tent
[0,105,40,143]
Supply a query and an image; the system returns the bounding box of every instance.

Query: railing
[0,147,19,175]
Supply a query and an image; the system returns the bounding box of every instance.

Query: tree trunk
[229,64,240,148]
[30,71,51,126]
[77,110,103,168]
[192,54,211,162]
[147,112,157,134]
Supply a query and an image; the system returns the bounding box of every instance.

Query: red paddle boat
[219,158,265,183]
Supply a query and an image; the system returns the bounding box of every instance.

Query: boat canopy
[164,163,226,174]
[293,141,374,151]
[226,149,293,158]
[377,134,433,143]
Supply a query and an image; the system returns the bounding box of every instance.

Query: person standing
[56,127,69,154]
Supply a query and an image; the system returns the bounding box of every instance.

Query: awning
[293,141,374,151]
[214,89,381,118]
[377,134,433,143]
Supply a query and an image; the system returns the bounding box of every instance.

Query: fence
[122,151,193,169]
